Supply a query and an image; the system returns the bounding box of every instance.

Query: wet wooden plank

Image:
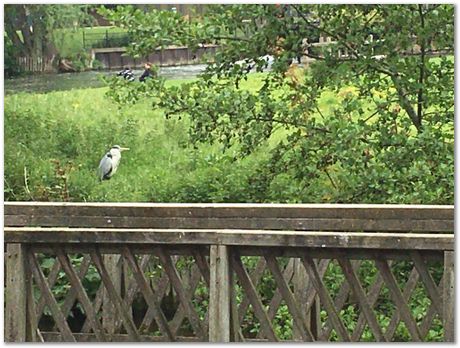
[320,260,354,341]
[230,262,244,342]
[235,246,444,262]
[5,202,454,221]
[5,228,454,250]
[265,259,295,322]
[4,214,453,232]
[115,254,151,333]
[81,281,105,334]
[351,262,387,341]
[256,259,295,340]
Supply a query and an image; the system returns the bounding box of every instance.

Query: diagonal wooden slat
[90,247,141,341]
[25,252,40,342]
[192,250,211,286]
[383,265,419,341]
[410,251,443,317]
[238,257,267,324]
[170,251,212,336]
[374,258,422,341]
[81,252,125,335]
[230,263,245,342]
[256,259,295,340]
[122,246,174,341]
[320,259,356,341]
[337,258,386,342]
[351,260,396,341]
[81,281,105,334]
[304,258,330,312]
[265,259,295,320]
[57,255,92,325]
[28,251,76,342]
[55,250,106,341]
[36,255,62,319]
[264,254,315,341]
[169,264,202,334]
[139,268,171,333]
[420,275,444,339]
[192,250,211,333]
[156,248,206,340]
[232,252,278,341]
[301,255,351,342]
[114,254,152,333]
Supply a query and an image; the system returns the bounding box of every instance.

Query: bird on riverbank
[98,145,129,181]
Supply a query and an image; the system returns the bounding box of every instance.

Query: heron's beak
[120,147,130,151]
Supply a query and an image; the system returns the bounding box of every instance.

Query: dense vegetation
[102,4,454,205]
[6,66,452,205]
[4,74,345,203]
[4,4,453,342]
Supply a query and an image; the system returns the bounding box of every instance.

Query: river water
[4,64,208,95]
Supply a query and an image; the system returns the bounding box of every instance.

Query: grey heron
[98,145,130,181]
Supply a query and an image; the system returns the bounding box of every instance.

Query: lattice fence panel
[27,246,210,342]
[232,249,445,342]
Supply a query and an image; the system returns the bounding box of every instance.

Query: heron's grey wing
[98,153,113,180]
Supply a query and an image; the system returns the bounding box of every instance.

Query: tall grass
[4,78,271,202]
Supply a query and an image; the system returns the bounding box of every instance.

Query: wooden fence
[4,202,454,342]
[15,56,55,73]
[91,45,218,70]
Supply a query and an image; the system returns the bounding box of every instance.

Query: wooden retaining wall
[91,45,219,69]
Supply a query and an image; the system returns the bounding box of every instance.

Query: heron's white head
[112,145,130,152]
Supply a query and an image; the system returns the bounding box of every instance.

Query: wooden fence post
[443,251,454,342]
[209,245,231,342]
[5,243,27,342]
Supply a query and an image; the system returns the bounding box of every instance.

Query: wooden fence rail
[4,202,454,342]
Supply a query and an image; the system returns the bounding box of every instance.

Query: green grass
[4,76,270,202]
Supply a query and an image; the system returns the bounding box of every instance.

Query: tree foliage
[102,4,454,204]
[4,4,93,61]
